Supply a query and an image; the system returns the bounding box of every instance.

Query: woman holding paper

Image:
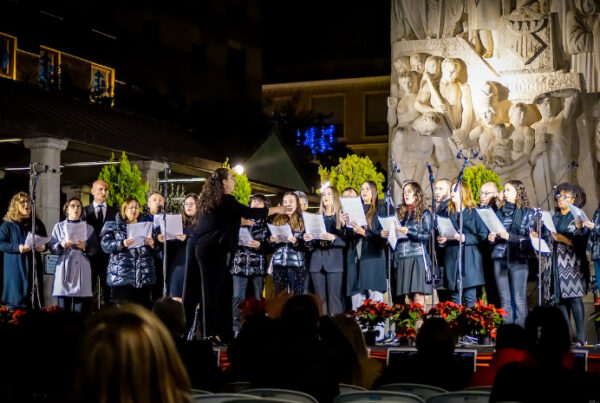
[183,168,284,341]
[382,181,432,306]
[49,197,98,312]
[344,181,387,311]
[437,183,488,307]
[534,183,589,344]
[231,194,272,334]
[304,186,346,315]
[487,180,535,327]
[270,192,307,296]
[101,197,158,307]
[0,191,47,309]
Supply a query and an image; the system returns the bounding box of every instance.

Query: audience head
[293,191,309,211]
[91,180,109,205]
[250,193,271,209]
[434,179,452,203]
[120,197,141,223]
[3,191,31,222]
[147,193,165,215]
[495,324,526,350]
[342,187,359,198]
[199,167,231,214]
[280,294,321,338]
[524,306,571,366]
[63,197,84,221]
[332,314,369,359]
[152,297,187,339]
[182,193,198,227]
[479,182,499,207]
[501,180,529,209]
[77,304,190,403]
[416,317,455,358]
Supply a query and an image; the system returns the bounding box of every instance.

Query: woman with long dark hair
[437,182,488,307]
[270,192,307,295]
[0,191,47,309]
[383,181,432,306]
[344,181,387,311]
[488,180,535,326]
[304,186,346,315]
[534,183,589,344]
[183,168,284,340]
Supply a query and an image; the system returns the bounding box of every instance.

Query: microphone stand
[162,163,170,298]
[426,163,438,310]
[384,159,399,341]
[533,161,578,306]
[28,163,43,310]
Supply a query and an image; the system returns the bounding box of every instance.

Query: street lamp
[233,164,244,175]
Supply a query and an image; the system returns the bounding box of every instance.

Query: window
[310,95,344,137]
[0,33,17,79]
[39,47,60,86]
[90,64,114,99]
[365,92,388,137]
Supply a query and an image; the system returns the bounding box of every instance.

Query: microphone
[393,162,401,173]
[456,150,463,159]
[31,162,56,174]
[426,162,435,182]
[568,161,579,169]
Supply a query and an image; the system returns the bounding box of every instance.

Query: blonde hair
[319,186,342,230]
[3,191,29,222]
[76,304,191,403]
[273,192,304,232]
[448,182,478,212]
[120,198,140,223]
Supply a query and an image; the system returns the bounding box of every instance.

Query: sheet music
[154,214,183,240]
[377,215,406,249]
[530,237,550,254]
[302,212,327,237]
[476,208,506,234]
[267,223,293,241]
[436,216,459,238]
[126,222,153,248]
[66,222,88,242]
[540,211,557,233]
[567,202,589,222]
[24,232,49,248]
[340,197,368,227]
[238,227,254,246]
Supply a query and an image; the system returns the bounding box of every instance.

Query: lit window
[0,33,17,79]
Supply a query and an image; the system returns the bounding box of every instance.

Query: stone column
[61,184,92,206]
[23,137,68,231]
[23,137,68,308]
[132,160,166,191]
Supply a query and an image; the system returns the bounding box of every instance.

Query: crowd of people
[1,168,600,345]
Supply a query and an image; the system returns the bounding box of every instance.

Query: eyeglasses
[68,204,81,209]
[480,191,495,197]
[555,194,573,200]
[183,202,196,207]
[127,206,140,211]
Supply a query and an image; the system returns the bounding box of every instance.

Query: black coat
[231,218,271,276]
[491,203,536,262]
[438,208,488,290]
[83,203,118,272]
[308,214,346,273]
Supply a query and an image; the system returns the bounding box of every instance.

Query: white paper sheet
[126,222,153,248]
[530,237,550,254]
[238,227,254,246]
[340,197,368,227]
[377,215,406,249]
[268,223,293,241]
[476,208,506,234]
[567,202,589,222]
[154,214,183,240]
[436,216,459,239]
[65,222,87,242]
[24,232,49,248]
[540,211,557,233]
[302,212,327,237]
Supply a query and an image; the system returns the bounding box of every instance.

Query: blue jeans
[232,275,264,333]
[494,259,528,327]
[451,286,477,307]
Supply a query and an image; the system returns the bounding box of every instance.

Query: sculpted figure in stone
[414,55,452,134]
[487,124,513,169]
[531,92,578,207]
[464,82,509,155]
[390,56,412,98]
[567,0,599,92]
[410,53,429,80]
[392,0,464,41]
[388,71,421,129]
[439,58,474,136]
[467,0,501,58]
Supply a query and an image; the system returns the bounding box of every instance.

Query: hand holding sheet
[238,227,254,245]
[378,215,406,249]
[567,202,589,222]
[154,214,184,240]
[530,237,550,254]
[66,222,88,242]
[340,197,367,227]
[436,216,459,239]
[126,222,153,248]
[268,224,293,241]
[24,232,49,248]
[540,211,557,233]
[476,208,506,234]
[302,212,327,238]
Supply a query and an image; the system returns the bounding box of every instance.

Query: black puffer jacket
[491,203,536,261]
[230,218,271,276]
[271,228,306,267]
[394,210,433,258]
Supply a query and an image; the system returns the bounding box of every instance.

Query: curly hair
[3,191,29,222]
[181,193,199,228]
[273,192,304,231]
[555,182,586,209]
[397,181,427,223]
[198,167,229,215]
[448,182,478,213]
[500,180,530,209]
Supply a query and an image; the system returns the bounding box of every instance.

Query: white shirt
[92,201,107,219]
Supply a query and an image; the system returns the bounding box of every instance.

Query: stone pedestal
[23,137,68,308]
[132,160,166,191]
[61,184,92,206]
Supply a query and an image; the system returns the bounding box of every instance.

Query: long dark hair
[198,168,229,214]
[181,193,199,227]
[397,181,427,223]
[273,191,304,231]
[499,179,529,209]
[361,181,378,226]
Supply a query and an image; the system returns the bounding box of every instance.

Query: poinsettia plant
[353,299,392,332]
[391,302,425,340]
[427,301,465,326]
[463,299,507,338]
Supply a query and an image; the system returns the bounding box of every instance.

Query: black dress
[182,194,268,339]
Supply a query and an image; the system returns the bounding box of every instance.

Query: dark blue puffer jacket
[100,214,158,288]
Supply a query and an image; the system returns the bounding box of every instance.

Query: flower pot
[364,330,377,346]
[478,334,493,345]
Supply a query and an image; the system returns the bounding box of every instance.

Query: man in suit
[147,192,165,302]
[477,181,501,306]
[84,179,117,308]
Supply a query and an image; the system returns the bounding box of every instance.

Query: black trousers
[183,232,232,339]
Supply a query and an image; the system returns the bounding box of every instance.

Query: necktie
[97,205,104,223]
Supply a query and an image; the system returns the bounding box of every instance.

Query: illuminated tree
[318,154,385,198]
[98,152,149,208]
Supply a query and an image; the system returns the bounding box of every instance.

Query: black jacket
[491,203,536,261]
[83,203,117,236]
[308,214,346,273]
[231,218,271,276]
[394,210,433,259]
[270,228,307,268]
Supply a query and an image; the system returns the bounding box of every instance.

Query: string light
[296,124,336,155]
